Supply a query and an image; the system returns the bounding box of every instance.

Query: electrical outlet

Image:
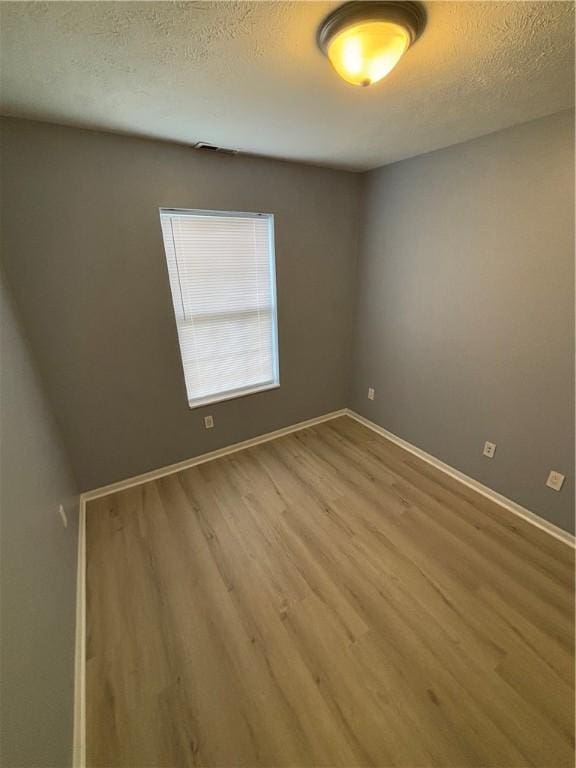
[58,504,68,528]
[204,415,214,429]
[368,387,375,401]
[483,441,496,459]
[546,470,565,491]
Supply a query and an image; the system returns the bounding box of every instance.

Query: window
[159,208,279,408]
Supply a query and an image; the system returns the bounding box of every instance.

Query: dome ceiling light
[317,1,426,87]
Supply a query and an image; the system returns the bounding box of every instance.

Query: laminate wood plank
[86,416,574,767]
[308,423,574,642]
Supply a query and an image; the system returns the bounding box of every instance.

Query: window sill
[188,381,280,410]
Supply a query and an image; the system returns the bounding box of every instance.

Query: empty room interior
[1,1,575,767]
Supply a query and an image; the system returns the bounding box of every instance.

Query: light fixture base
[317,1,427,55]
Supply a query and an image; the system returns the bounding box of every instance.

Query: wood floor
[86,416,575,767]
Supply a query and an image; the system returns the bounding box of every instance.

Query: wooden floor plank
[86,415,575,767]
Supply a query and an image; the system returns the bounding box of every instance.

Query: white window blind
[159,208,279,408]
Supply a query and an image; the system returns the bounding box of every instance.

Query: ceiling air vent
[192,142,238,156]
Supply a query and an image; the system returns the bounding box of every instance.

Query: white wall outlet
[204,415,214,429]
[58,504,68,528]
[368,387,375,401]
[483,441,496,459]
[546,470,565,492]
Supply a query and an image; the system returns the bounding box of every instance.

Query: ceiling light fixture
[317,1,426,87]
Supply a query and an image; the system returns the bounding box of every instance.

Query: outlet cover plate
[546,470,565,491]
[483,441,496,459]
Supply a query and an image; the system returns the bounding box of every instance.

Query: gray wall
[1,118,361,491]
[2,112,574,534]
[0,273,79,767]
[351,110,575,534]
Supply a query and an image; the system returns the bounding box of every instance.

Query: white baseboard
[345,409,575,548]
[73,497,86,768]
[82,409,348,502]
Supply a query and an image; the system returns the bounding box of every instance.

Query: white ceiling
[0,1,574,171]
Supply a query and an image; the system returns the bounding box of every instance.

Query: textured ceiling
[0,1,574,171]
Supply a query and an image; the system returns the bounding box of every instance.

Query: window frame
[159,207,280,410]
